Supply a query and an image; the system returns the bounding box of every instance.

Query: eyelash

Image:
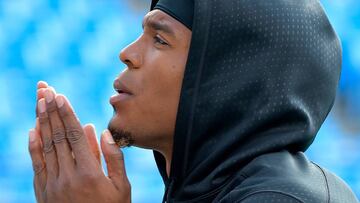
[154,35,168,46]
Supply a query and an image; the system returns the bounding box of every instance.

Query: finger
[101,130,130,189]
[83,124,101,165]
[37,86,56,101]
[35,118,40,139]
[36,89,46,117]
[37,88,46,100]
[36,81,51,118]
[34,118,44,152]
[44,89,75,175]
[36,81,48,103]
[28,129,46,189]
[29,129,47,203]
[48,86,56,94]
[37,81,48,89]
[55,95,95,167]
[38,98,59,179]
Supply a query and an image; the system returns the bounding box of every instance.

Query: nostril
[120,50,142,69]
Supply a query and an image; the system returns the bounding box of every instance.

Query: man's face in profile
[108,10,192,150]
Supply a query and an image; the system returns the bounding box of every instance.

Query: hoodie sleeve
[220,191,303,203]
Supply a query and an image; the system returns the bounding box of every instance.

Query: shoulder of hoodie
[214,150,359,203]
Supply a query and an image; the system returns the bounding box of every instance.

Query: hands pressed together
[28,81,131,203]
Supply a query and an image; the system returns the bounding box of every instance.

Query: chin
[108,111,169,150]
[108,114,135,148]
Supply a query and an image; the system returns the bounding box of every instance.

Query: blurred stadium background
[0,0,359,202]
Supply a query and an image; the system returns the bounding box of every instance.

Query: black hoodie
[150,0,359,202]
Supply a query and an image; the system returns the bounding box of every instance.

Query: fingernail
[38,99,46,113]
[29,129,36,142]
[37,81,48,86]
[44,89,54,103]
[103,129,116,145]
[55,95,64,108]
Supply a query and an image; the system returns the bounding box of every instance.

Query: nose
[119,40,143,69]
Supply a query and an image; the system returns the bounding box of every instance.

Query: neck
[165,153,172,177]
[158,139,173,178]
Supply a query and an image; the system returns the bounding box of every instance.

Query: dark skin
[28,10,191,202]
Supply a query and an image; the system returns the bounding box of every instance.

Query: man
[29,0,359,202]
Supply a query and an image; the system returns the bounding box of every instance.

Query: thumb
[83,124,101,165]
[101,129,130,189]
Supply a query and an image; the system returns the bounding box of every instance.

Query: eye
[154,34,168,46]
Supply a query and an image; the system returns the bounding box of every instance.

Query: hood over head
[150,0,342,201]
[152,0,194,30]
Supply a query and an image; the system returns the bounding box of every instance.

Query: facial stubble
[107,124,134,148]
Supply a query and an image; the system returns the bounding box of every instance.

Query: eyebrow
[142,17,175,37]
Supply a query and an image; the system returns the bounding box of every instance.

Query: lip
[110,79,134,105]
[113,79,133,95]
[110,93,132,105]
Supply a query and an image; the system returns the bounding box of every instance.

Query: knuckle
[52,127,66,144]
[109,153,124,162]
[79,171,100,184]
[66,128,84,144]
[58,177,72,190]
[58,105,72,117]
[29,140,40,153]
[42,136,54,153]
[32,161,45,175]
[46,101,57,113]
[38,115,48,124]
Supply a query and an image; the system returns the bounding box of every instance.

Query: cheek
[137,78,181,119]
[135,64,184,125]
[142,52,186,102]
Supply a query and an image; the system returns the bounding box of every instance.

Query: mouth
[115,88,131,95]
[110,79,134,105]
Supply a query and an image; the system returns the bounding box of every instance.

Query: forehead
[143,10,173,26]
[142,10,188,37]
